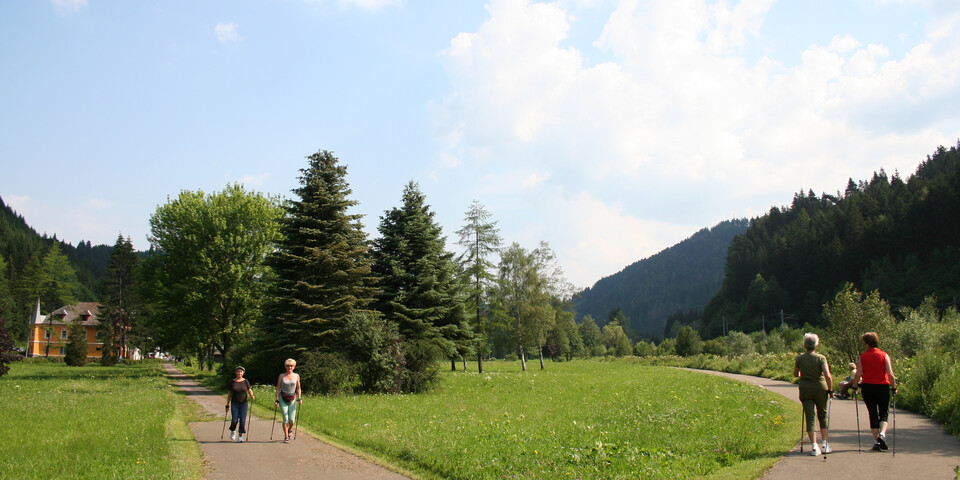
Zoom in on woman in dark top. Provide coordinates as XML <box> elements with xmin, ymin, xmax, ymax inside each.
<box><xmin>849</xmin><ymin>331</ymin><xmax>897</xmax><ymax>451</ymax></box>
<box><xmin>226</xmin><ymin>366</ymin><xmax>255</xmax><ymax>442</ymax></box>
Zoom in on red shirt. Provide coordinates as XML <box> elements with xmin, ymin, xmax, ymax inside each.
<box><xmin>860</xmin><ymin>347</ymin><xmax>890</xmax><ymax>385</ymax></box>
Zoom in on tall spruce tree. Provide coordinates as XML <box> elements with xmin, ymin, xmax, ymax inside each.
<box><xmin>99</xmin><ymin>234</ymin><xmax>139</xmax><ymax>366</ymax></box>
<box><xmin>257</xmin><ymin>150</ymin><xmax>378</xmax><ymax>371</ymax></box>
<box><xmin>372</xmin><ymin>181</ymin><xmax>470</xmax><ymax>391</ymax></box>
<box><xmin>455</xmin><ymin>200</ymin><xmax>501</xmax><ymax>373</ymax></box>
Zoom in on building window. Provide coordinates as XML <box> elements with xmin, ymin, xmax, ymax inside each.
<box><xmin>45</xmin><ymin>330</ymin><xmax>51</xmax><ymax>339</ymax></box>
<box><xmin>61</xmin><ymin>329</ymin><xmax>68</xmax><ymax>339</ymax></box>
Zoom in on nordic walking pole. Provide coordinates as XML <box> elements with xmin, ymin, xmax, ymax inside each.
<box><xmin>892</xmin><ymin>390</ymin><xmax>897</xmax><ymax>456</ymax></box>
<box><xmin>854</xmin><ymin>388</ymin><xmax>862</xmax><ymax>453</ymax></box>
<box><xmin>221</xmin><ymin>404</ymin><xmax>229</xmax><ymax>439</ymax></box>
<box><xmin>294</xmin><ymin>401</ymin><xmax>300</xmax><ymax>440</ymax></box>
<box><xmin>824</xmin><ymin>395</ymin><xmax>831</xmax><ymax>461</ymax></box>
<box><xmin>245</xmin><ymin>401</ymin><xmax>253</xmax><ymax>441</ymax></box>
<box><xmin>270</xmin><ymin>401</ymin><xmax>278</xmax><ymax>440</ymax></box>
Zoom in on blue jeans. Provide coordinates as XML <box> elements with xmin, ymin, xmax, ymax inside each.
<box><xmin>230</xmin><ymin>402</ymin><xmax>248</xmax><ymax>434</ymax></box>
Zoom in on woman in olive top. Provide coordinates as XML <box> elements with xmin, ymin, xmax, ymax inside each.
<box><xmin>226</xmin><ymin>366</ymin><xmax>254</xmax><ymax>442</ymax></box>
<box><xmin>275</xmin><ymin>358</ymin><xmax>302</xmax><ymax>443</ymax></box>
<box><xmin>794</xmin><ymin>333</ymin><xmax>833</xmax><ymax>456</ymax></box>
<box><xmin>849</xmin><ymin>331</ymin><xmax>897</xmax><ymax>451</ymax></box>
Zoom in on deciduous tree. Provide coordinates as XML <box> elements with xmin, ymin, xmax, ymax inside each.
<box><xmin>144</xmin><ymin>184</ymin><xmax>281</xmax><ymax>370</ymax></box>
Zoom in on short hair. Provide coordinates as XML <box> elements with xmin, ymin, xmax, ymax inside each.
<box><xmin>862</xmin><ymin>332</ymin><xmax>879</xmax><ymax>348</ymax></box>
<box><xmin>235</xmin><ymin>366</ymin><xmax>245</xmax><ymax>372</ymax></box>
<box><xmin>284</xmin><ymin>358</ymin><xmax>297</xmax><ymax>366</ymax></box>
<box><xmin>803</xmin><ymin>333</ymin><xmax>819</xmax><ymax>351</ymax></box>
<box><xmin>848</xmin><ymin>362</ymin><xmax>856</xmax><ymax>371</ymax></box>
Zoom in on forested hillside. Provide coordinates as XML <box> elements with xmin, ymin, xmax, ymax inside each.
<box><xmin>0</xmin><ymin>196</ymin><xmax>112</xmax><ymax>341</ymax></box>
<box><xmin>573</xmin><ymin>219</ymin><xmax>749</xmax><ymax>339</ymax></box>
<box><xmin>703</xmin><ymin>143</ymin><xmax>960</xmax><ymax>335</ymax></box>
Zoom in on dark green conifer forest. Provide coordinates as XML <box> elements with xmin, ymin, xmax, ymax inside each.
<box><xmin>702</xmin><ymin>142</ymin><xmax>960</xmax><ymax>334</ymax></box>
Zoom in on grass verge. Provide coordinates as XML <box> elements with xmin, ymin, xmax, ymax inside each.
<box><xmin>251</xmin><ymin>359</ymin><xmax>799</xmax><ymax>480</ymax></box>
<box><xmin>0</xmin><ymin>360</ymin><xmax>204</xmax><ymax>479</ymax></box>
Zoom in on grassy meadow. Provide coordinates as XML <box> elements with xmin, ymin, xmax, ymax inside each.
<box><xmin>249</xmin><ymin>359</ymin><xmax>800</xmax><ymax>480</ymax></box>
<box><xmin>0</xmin><ymin>360</ymin><xmax>204</xmax><ymax>480</ymax></box>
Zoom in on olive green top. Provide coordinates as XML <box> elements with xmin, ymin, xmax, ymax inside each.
<box><xmin>795</xmin><ymin>351</ymin><xmax>829</xmax><ymax>390</ymax></box>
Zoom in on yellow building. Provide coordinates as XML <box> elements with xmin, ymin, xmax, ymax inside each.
<box><xmin>26</xmin><ymin>300</ymin><xmax>106</xmax><ymax>359</ymax></box>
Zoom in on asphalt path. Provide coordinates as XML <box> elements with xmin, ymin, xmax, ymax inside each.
<box><xmin>163</xmin><ymin>363</ymin><xmax>411</xmax><ymax>480</ymax></box>
<box><xmin>690</xmin><ymin>369</ymin><xmax>960</xmax><ymax>479</ymax></box>
<box><xmin>164</xmin><ymin>363</ymin><xmax>959</xmax><ymax>479</ymax></box>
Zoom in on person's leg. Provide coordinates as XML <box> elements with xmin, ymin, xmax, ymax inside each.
<box><xmin>280</xmin><ymin>401</ymin><xmax>291</xmax><ymax>439</ymax></box>
<box><xmin>230</xmin><ymin>403</ymin><xmax>241</xmax><ymax>432</ymax></box>
<box><xmin>238</xmin><ymin>402</ymin><xmax>248</xmax><ymax>435</ymax></box>
<box><xmin>815</xmin><ymin>390</ymin><xmax>829</xmax><ymax>442</ymax></box>
<box><xmin>799</xmin><ymin>388</ymin><xmax>818</xmax><ymax>447</ymax></box>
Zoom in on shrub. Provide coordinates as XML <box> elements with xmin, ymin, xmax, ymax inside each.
<box><xmin>675</xmin><ymin>326</ymin><xmax>702</xmax><ymax>356</ymax></box>
<box><xmin>726</xmin><ymin>331</ymin><xmax>755</xmax><ymax>356</ymax></box>
<box><xmin>702</xmin><ymin>339</ymin><xmax>727</xmax><ymax>356</ymax></box>
<box><xmin>633</xmin><ymin>341</ymin><xmax>655</xmax><ymax>357</ymax></box>
<box><xmin>297</xmin><ymin>351</ymin><xmax>357</xmax><ymax>395</ymax></box>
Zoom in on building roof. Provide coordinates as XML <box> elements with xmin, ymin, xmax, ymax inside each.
<box><xmin>32</xmin><ymin>302</ymin><xmax>103</xmax><ymax>327</ymax></box>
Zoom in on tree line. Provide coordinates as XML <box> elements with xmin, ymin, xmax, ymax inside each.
<box><xmin>701</xmin><ymin>142</ymin><xmax>960</xmax><ymax>336</ymax></box>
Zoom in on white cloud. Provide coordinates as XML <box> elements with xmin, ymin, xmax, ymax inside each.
<box><xmin>341</xmin><ymin>0</ymin><xmax>403</xmax><ymax>10</ymax></box>
<box><xmin>52</xmin><ymin>0</ymin><xmax>88</xmax><ymax>14</ymax></box>
<box><xmin>215</xmin><ymin>23</ymin><xmax>242</xmax><ymax>44</ymax></box>
<box><xmin>237</xmin><ymin>173</ymin><xmax>270</xmax><ymax>187</ymax></box>
<box><xmin>433</xmin><ymin>0</ymin><xmax>960</xmax><ymax>286</ymax></box>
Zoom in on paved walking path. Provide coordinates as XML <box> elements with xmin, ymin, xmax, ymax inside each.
<box><xmin>163</xmin><ymin>363</ymin><xmax>411</xmax><ymax>480</ymax></box>
<box><xmin>691</xmin><ymin>369</ymin><xmax>960</xmax><ymax>479</ymax></box>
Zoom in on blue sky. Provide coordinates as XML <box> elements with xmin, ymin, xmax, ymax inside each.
<box><xmin>2</xmin><ymin>0</ymin><xmax>959</xmax><ymax>289</ymax></box>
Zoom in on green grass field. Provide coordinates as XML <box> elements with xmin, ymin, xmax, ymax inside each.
<box><xmin>250</xmin><ymin>359</ymin><xmax>800</xmax><ymax>480</ymax></box>
<box><xmin>0</xmin><ymin>360</ymin><xmax>204</xmax><ymax>480</ymax></box>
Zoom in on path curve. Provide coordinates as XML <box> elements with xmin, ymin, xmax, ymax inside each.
<box><xmin>689</xmin><ymin>369</ymin><xmax>960</xmax><ymax>479</ymax></box>
<box><xmin>163</xmin><ymin>363</ymin><xmax>411</xmax><ymax>480</ymax></box>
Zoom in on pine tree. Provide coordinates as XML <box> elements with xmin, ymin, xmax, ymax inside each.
<box><xmin>0</xmin><ymin>318</ymin><xmax>19</xmax><ymax>377</ymax></box>
<box><xmin>63</xmin><ymin>318</ymin><xmax>87</xmax><ymax>367</ymax></box>
<box><xmin>455</xmin><ymin>201</ymin><xmax>501</xmax><ymax>373</ymax></box>
<box><xmin>258</xmin><ymin>150</ymin><xmax>378</xmax><ymax>368</ymax></box>
<box><xmin>100</xmin><ymin>234</ymin><xmax>139</xmax><ymax>366</ymax></box>
<box><xmin>372</xmin><ymin>181</ymin><xmax>469</xmax><ymax>391</ymax></box>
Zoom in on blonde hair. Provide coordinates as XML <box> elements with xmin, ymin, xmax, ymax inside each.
<box><xmin>848</xmin><ymin>362</ymin><xmax>856</xmax><ymax>371</ymax></box>
<box><xmin>284</xmin><ymin>358</ymin><xmax>296</xmax><ymax>366</ymax></box>
<box><xmin>803</xmin><ymin>333</ymin><xmax>819</xmax><ymax>351</ymax></box>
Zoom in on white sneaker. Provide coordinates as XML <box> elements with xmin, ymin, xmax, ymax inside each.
<box><xmin>230</xmin><ymin>431</ymin><xmax>237</xmax><ymax>441</ymax></box>
<box><xmin>810</xmin><ymin>443</ymin><xmax>821</xmax><ymax>456</ymax></box>
<box><xmin>821</xmin><ymin>441</ymin><xmax>832</xmax><ymax>454</ymax></box>
<box><xmin>238</xmin><ymin>435</ymin><xmax>245</xmax><ymax>443</ymax></box>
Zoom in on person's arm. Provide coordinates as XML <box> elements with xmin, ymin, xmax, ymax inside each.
<box><xmin>275</xmin><ymin>375</ymin><xmax>282</xmax><ymax>404</ymax></box>
<box><xmin>793</xmin><ymin>356</ymin><xmax>801</xmax><ymax>378</ymax></box>
<box><xmin>849</xmin><ymin>359</ymin><xmax>863</xmax><ymax>390</ymax></box>
<box><xmin>822</xmin><ymin>361</ymin><xmax>833</xmax><ymax>392</ymax></box>
<box><xmin>296</xmin><ymin>374</ymin><xmax>302</xmax><ymax>404</ymax></box>
<box><xmin>246</xmin><ymin>379</ymin><xmax>254</xmax><ymax>401</ymax></box>
<box><xmin>885</xmin><ymin>354</ymin><xmax>897</xmax><ymax>393</ymax></box>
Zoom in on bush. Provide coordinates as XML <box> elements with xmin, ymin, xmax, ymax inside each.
<box><xmin>297</xmin><ymin>351</ymin><xmax>357</xmax><ymax>395</ymax></box>
<box><xmin>726</xmin><ymin>331</ymin><xmax>755</xmax><ymax>356</ymax></box>
<box><xmin>675</xmin><ymin>326</ymin><xmax>702</xmax><ymax>356</ymax></box>
<box><xmin>633</xmin><ymin>341</ymin><xmax>655</xmax><ymax>357</ymax></box>
<box><xmin>342</xmin><ymin>312</ymin><xmax>404</xmax><ymax>393</ymax></box>
<box><xmin>702</xmin><ymin>339</ymin><xmax>727</xmax><ymax>356</ymax></box>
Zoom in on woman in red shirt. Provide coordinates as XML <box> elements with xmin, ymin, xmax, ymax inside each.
<box><xmin>849</xmin><ymin>332</ymin><xmax>897</xmax><ymax>451</ymax></box>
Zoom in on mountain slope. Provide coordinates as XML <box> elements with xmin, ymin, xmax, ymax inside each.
<box><xmin>573</xmin><ymin>219</ymin><xmax>749</xmax><ymax>338</ymax></box>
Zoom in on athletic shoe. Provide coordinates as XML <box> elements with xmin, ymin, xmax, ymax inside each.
<box><xmin>821</xmin><ymin>441</ymin><xmax>832</xmax><ymax>454</ymax></box>
<box><xmin>283</xmin><ymin>437</ymin><xmax>290</xmax><ymax>443</ymax></box>
<box><xmin>238</xmin><ymin>435</ymin><xmax>245</xmax><ymax>443</ymax></box>
<box><xmin>230</xmin><ymin>431</ymin><xmax>236</xmax><ymax>441</ymax></box>
<box><xmin>872</xmin><ymin>441</ymin><xmax>882</xmax><ymax>451</ymax></box>
<box><xmin>810</xmin><ymin>443</ymin><xmax>821</xmax><ymax>456</ymax></box>
<box><xmin>877</xmin><ymin>433</ymin><xmax>888</xmax><ymax>450</ymax></box>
